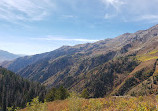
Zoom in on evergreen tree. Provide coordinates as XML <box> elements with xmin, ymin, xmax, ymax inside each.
<box><xmin>55</xmin><ymin>86</ymin><xmax>69</xmax><ymax>100</ymax></box>
<box><xmin>45</xmin><ymin>86</ymin><xmax>69</xmax><ymax>102</ymax></box>
<box><xmin>45</xmin><ymin>88</ymin><xmax>56</xmax><ymax>102</ymax></box>
<box><xmin>0</xmin><ymin>67</ymin><xmax>46</xmax><ymax>111</ymax></box>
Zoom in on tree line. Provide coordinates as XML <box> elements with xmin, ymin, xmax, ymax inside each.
<box><xmin>0</xmin><ymin>67</ymin><xmax>46</xmax><ymax>111</ymax></box>
<box><xmin>0</xmin><ymin>67</ymin><xmax>90</xmax><ymax>111</ymax></box>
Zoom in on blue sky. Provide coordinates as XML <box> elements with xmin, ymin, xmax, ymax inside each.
<box><xmin>0</xmin><ymin>0</ymin><xmax>158</xmax><ymax>55</ymax></box>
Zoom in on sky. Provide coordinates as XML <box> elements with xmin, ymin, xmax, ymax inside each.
<box><xmin>0</xmin><ymin>0</ymin><xmax>158</xmax><ymax>55</ymax></box>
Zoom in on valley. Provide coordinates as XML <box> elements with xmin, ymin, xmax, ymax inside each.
<box><xmin>1</xmin><ymin>0</ymin><xmax>158</xmax><ymax>110</ymax></box>
<box><xmin>2</xmin><ymin>24</ymin><xmax>158</xmax><ymax>97</ymax></box>
<box><xmin>1</xmin><ymin>24</ymin><xmax>158</xmax><ymax>111</ymax></box>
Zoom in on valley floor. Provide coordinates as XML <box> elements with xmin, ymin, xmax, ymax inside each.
<box><xmin>23</xmin><ymin>95</ymin><xmax>158</xmax><ymax>111</ymax></box>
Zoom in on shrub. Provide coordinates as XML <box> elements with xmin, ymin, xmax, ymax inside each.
<box><xmin>45</xmin><ymin>88</ymin><xmax>56</xmax><ymax>102</ymax></box>
<box><xmin>55</xmin><ymin>86</ymin><xmax>69</xmax><ymax>100</ymax></box>
<box><xmin>81</xmin><ymin>89</ymin><xmax>89</xmax><ymax>99</ymax></box>
<box><xmin>7</xmin><ymin>106</ymin><xmax>20</xmax><ymax>111</ymax></box>
<box><xmin>45</xmin><ymin>86</ymin><xmax>69</xmax><ymax>102</ymax></box>
<box><xmin>67</xmin><ymin>92</ymin><xmax>82</xmax><ymax>111</ymax></box>
<box><xmin>26</xmin><ymin>97</ymin><xmax>47</xmax><ymax>111</ymax></box>
<box><xmin>85</xmin><ymin>99</ymin><xmax>103</xmax><ymax>111</ymax></box>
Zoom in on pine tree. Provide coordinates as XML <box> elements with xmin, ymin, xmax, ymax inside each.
<box><xmin>45</xmin><ymin>88</ymin><xmax>56</xmax><ymax>102</ymax></box>
<box><xmin>55</xmin><ymin>86</ymin><xmax>69</xmax><ymax>100</ymax></box>
<box><xmin>45</xmin><ymin>86</ymin><xmax>69</xmax><ymax>102</ymax></box>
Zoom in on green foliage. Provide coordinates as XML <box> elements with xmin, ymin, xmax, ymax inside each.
<box><xmin>85</xmin><ymin>99</ymin><xmax>103</xmax><ymax>111</ymax></box>
<box><xmin>45</xmin><ymin>88</ymin><xmax>56</xmax><ymax>102</ymax></box>
<box><xmin>45</xmin><ymin>86</ymin><xmax>69</xmax><ymax>102</ymax></box>
<box><xmin>137</xmin><ymin>55</ymin><xmax>158</xmax><ymax>62</ymax></box>
<box><xmin>67</xmin><ymin>92</ymin><xmax>82</xmax><ymax>111</ymax></box>
<box><xmin>136</xmin><ymin>50</ymin><xmax>158</xmax><ymax>62</ymax></box>
<box><xmin>81</xmin><ymin>89</ymin><xmax>89</xmax><ymax>99</ymax></box>
<box><xmin>55</xmin><ymin>86</ymin><xmax>69</xmax><ymax>100</ymax></box>
<box><xmin>149</xmin><ymin>50</ymin><xmax>158</xmax><ymax>55</ymax></box>
<box><xmin>0</xmin><ymin>68</ymin><xmax>46</xmax><ymax>111</ymax></box>
<box><xmin>7</xmin><ymin>106</ymin><xmax>20</xmax><ymax>111</ymax></box>
<box><xmin>26</xmin><ymin>97</ymin><xmax>47</xmax><ymax>111</ymax></box>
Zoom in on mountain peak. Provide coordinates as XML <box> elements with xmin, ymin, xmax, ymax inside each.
<box><xmin>147</xmin><ymin>24</ymin><xmax>158</xmax><ymax>30</ymax></box>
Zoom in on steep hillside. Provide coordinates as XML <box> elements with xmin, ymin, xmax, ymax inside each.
<box><xmin>3</xmin><ymin>24</ymin><xmax>158</xmax><ymax>73</ymax></box>
<box><xmin>2</xmin><ymin>24</ymin><xmax>158</xmax><ymax>97</ymax></box>
<box><xmin>111</xmin><ymin>39</ymin><xmax>158</xmax><ymax>96</ymax></box>
<box><xmin>66</xmin><ymin>56</ymin><xmax>139</xmax><ymax>97</ymax></box>
<box><xmin>0</xmin><ymin>67</ymin><xmax>46</xmax><ymax>111</ymax></box>
<box><xmin>0</xmin><ymin>50</ymin><xmax>20</xmax><ymax>63</ymax></box>
<box><xmin>0</xmin><ymin>52</ymin><xmax>50</xmax><ymax>72</ymax></box>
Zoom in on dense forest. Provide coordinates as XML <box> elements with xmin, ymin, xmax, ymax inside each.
<box><xmin>0</xmin><ymin>67</ymin><xmax>46</xmax><ymax>111</ymax></box>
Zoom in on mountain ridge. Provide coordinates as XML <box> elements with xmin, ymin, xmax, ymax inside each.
<box><xmin>2</xmin><ymin>24</ymin><xmax>158</xmax><ymax>97</ymax></box>
<box><xmin>0</xmin><ymin>50</ymin><xmax>21</xmax><ymax>63</ymax></box>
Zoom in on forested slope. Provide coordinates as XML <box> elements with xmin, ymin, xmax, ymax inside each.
<box><xmin>0</xmin><ymin>67</ymin><xmax>46</xmax><ymax>111</ymax></box>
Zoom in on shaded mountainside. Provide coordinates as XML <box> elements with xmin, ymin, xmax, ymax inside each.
<box><xmin>0</xmin><ymin>67</ymin><xmax>46</xmax><ymax>111</ymax></box>
<box><xmin>0</xmin><ymin>50</ymin><xmax>20</xmax><ymax>63</ymax></box>
<box><xmin>66</xmin><ymin>56</ymin><xmax>140</xmax><ymax>98</ymax></box>
<box><xmin>0</xmin><ymin>52</ymin><xmax>50</xmax><ymax>72</ymax></box>
<box><xmin>2</xmin><ymin>24</ymin><xmax>158</xmax><ymax>97</ymax></box>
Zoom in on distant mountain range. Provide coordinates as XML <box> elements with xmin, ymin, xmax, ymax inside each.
<box><xmin>0</xmin><ymin>50</ymin><xmax>21</xmax><ymax>63</ymax></box>
<box><xmin>2</xmin><ymin>24</ymin><xmax>158</xmax><ymax>97</ymax></box>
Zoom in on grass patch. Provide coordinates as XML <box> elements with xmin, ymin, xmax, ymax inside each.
<box><xmin>61</xmin><ymin>96</ymin><xmax>158</xmax><ymax>111</ymax></box>
<box><xmin>20</xmin><ymin>95</ymin><xmax>158</xmax><ymax>111</ymax></box>
<box><xmin>136</xmin><ymin>49</ymin><xmax>158</xmax><ymax>62</ymax></box>
<box><xmin>137</xmin><ymin>55</ymin><xmax>158</xmax><ymax>62</ymax></box>
<box><xmin>149</xmin><ymin>50</ymin><xmax>158</xmax><ymax>55</ymax></box>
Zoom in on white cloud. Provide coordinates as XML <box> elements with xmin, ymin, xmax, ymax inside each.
<box><xmin>137</xmin><ymin>15</ymin><xmax>158</xmax><ymax>21</ymax></box>
<box><xmin>101</xmin><ymin>0</ymin><xmax>125</xmax><ymax>12</ymax></box>
<box><xmin>131</xmin><ymin>15</ymin><xmax>158</xmax><ymax>23</ymax></box>
<box><xmin>101</xmin><ymin>0</ymin><xmax>158</xmax><ymax>22</ymax></box>
<box><xmin>0</xmin><ymin>0</ymin><xmax>55</xmax><ymax>22</ymax></box>
<box><xmin>101</xmin><ymin>0</ymin><xmax>125</xmax><ymax>19</ymax></box>
<box><xmin>32</xmin><ymin>36</ymin><xmax>99</xmax><ymax>42</ymax></box>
